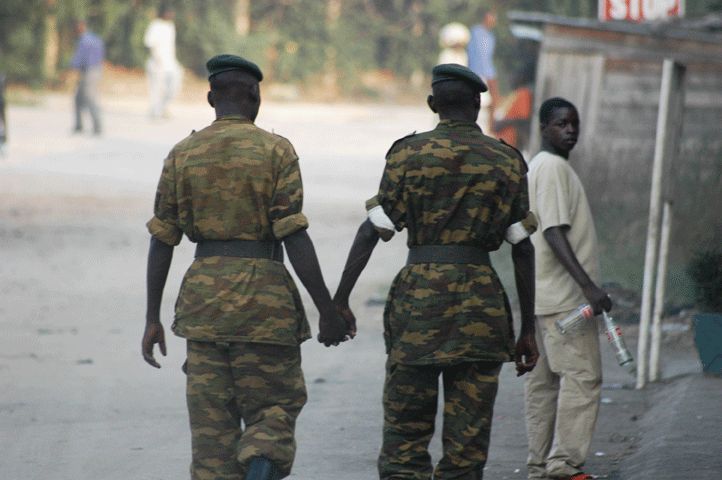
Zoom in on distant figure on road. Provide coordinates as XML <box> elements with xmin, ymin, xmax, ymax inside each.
<box><xmin>141</xmin><ymin>54</ymin><xmax>349</xmax><ymax>480</ymax></box>
<box><xmin>70</xmin><ymin>19</ymin><xmax>104</xmax><ymax>136</ymax></box>
<box><xmin>524</xmin><ymin>98</ymin><xmax>613</xmax><ymax>480</ymax></box>
<box><xmin>437</xmin><ymin>22</ymin><xmax>470</xmax><ymax>66</ymax></box>
<box><xmin>143</xmin><ymin>4</ymin><xmax>183</xmax><ymax>119</ymax></box>
<box><xmin>0</xmin><ymin>74</ymin><xmax>7</xmax><ymax>154</ymax></box>
<box><xmin>467</xmin><ymin>8</ymin><xmax>499</xmax><ymax>134</ymax></box>
<box><xmin>334</xmin><ymin>64</ymin><xmax>539</xmax><ymax>480</ymax></box>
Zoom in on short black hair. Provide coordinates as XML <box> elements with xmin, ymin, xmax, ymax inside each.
<box><xmin>539</xmin><ymin>97</ymin><xmax>577</xmax><ymax>125</ymax></box>
<box><xmin>210</xmin><ymin>70</ymin><xmax>259</xmax><ymax>103</ymax></box>
<box><xmin>432</xmin><ymin>80</ymin><xmax>477</xmax><ymax>112</ymax></box>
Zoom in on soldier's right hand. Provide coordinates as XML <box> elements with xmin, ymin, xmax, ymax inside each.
<box><xmin>142</xmin><ymin>322</ymin><xmax>167</xmax><ymax>368</ymax></box>
<box><xmin>317</xmin><ymin>306</ymin><xmax>351</xmax><ymax>347</ymax></box>
<box><xmin>334</xmin><ymin>300</ymin><xmax>357</xmax><ymax>339</ymax></box>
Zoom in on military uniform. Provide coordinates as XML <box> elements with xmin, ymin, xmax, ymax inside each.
<box><xmin>370</xmin><ymin>118</ymin><xmax>533</xmax><ymax>479</ymax></box>
<box><xmin>148</xmin><ymin>114</ymin><xmax>310</xmax><ymax>479</ymax></box>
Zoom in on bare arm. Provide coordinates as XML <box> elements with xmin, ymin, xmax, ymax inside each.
<box><xmin>333</xmin><ymin>220</ymin><xmax>380</xmax><ymax>307</ymax></box>
<box><xmin>543</xmin><ymin>226</ymin><xmax>612</xmax><ymax>314</ymax></box>
<box><xmin>332</xmin><ymin>219</ymin><xmax>382</xmax><ymax>333</ymax></box>
<box><xmin>511</xmin><ymin>237</ymin><xmax>538</xmax><ymax>376</ymax></box>
<box><xmin>283</xmin><ymin>229</ymin><xmax>349</xmax><ymax>346</ymax></box>
<box><xmin>142</xmin><ymin>237</ymin><xmax>174</xmax><ymax>368</ymax></box>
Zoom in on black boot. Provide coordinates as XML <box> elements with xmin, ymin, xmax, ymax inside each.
<box><xmin>245</xmin><ymin>456</ymin><xmax>281</xmax><ymax>480</ymax></box>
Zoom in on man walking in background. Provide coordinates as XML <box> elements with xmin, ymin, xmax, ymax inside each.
<box><xmin>333</xmin><ymin>64</ymin><xmax>539</xmax><ymax>480</ymax></box>
<box><xmin>70</xmin><ymin>19</ymin><xmax>104</xmax><ymax>136</ymax></box>
<box><xmin>467</xmin><ymin>8</ymin><xmax>499</xmax><ymax>133</ymax></box>
<box><xmin>0</xmin><ymin>73</ymin><xmax>7</xmax><ymax>155</ymax></box>
<box><xmin>524</xmin><ymin>97</ymin><xmax>612</xmax><ymax>480</ymax></box>
<box><xmin>141</xmin><ymin>54</ymin><xmax>350</xmax><ymax>480</ymax></box>
<box><xmin>144</xmin><ymin>4</ymin><xmax>183</xmax><ymax>119</ymax></box>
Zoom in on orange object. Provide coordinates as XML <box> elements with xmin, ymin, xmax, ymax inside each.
<box><xmin>497</xmin><ymin>86</ymin><xmax>532</xmax><ymax>148</ymax></box>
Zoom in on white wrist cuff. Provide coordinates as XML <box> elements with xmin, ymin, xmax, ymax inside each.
<box><xmin>505</xmin><ymin>221</ymin><xmax>531</xmax><ymax>244</ymax></box>
<box><xmin>367</xmin><ymin>205</ymin><xmax>395</xmax><ymax>232</ymax></box>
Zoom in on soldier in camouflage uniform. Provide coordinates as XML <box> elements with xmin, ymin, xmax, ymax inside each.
<box><xmin>333</xmin><ymin>64</ymin><xmax>539</xmax><ymax>480</ymax></box>
<box><xmin>142</xmin><ymin>54</ymin><xmax>349</xmax><ymax>480</ymax></box>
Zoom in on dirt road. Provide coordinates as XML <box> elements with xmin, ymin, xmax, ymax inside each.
<box><xmin>0</xmin><ymin>94</ymin><xmax>709</xmax><ymax>480</ymax></box>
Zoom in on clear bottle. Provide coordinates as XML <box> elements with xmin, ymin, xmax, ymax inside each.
<box><xmin>603</xmin><ymin>311</ymin><xmax>637</xmax><ymax>376</ymax></box>
<box><xmin>555</xmin><ymin>304</ymin><xmax>595</xmax><ymax>334</ymax></box>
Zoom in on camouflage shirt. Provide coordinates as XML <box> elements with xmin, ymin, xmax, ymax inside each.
<box><xmin>370</xmin><ymin>119</ymin><xmax>532</xmax><ymax>365</ymax></box>
<box><xmin>147</xmin><ymin>115</ymin><xmax>311</xmax><ymax>345</ymax></box>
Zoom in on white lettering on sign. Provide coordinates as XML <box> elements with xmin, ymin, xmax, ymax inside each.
<box><xmin>600</xmin><ymin>0</ymin><xmax>684</xmax><ymax>22</ymax></box>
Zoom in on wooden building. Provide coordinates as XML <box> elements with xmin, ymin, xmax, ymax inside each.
<box><xmin>509</xmin><ymin>12</ymin><xmax>722</xmax><ymax>300</ymax></box>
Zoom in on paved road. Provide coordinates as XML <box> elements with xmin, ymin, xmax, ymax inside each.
<box><xmin>0</xmin><ymin>95</ymin><xmax>714</xmax><ymax>480</ymax></box>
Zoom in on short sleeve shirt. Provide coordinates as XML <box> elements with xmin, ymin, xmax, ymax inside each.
<box><xmin>371</xmin><ymin>119</ymin><xmax>532</xmax><ymax>365</ymax></box>
<box><xmin>147</xmin><ymin>115</ymin><xmax>311</xmax><ymax>345</ymax></box>
<box><xmin>528</xmin><ymin>151</ymin><xmax>601</xmax><ymax>315</ymax></box>
<box><xmin>467</xmin><ymin>25</ymin><xmax>496</xmax><ymax>81</ymax></box>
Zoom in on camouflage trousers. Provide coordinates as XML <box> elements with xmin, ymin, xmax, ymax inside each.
<box><xmin>186</xmin><ymin>340</ymin><xmax>307</xmax><ymax>480</ymax></box>
<box><xmin>379</xmin><ymin>359</ymin><xmax>502</xmax><ymax>480</ymax></box>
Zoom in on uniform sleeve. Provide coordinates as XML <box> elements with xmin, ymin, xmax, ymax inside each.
<box><xmin>365</xmin><ymin>196</ymin><xmax>395</xmax><ymax>241</ymax></box>
<box><xmin>270</xmin><ymin>139</ymin><xmax>309</xmax><ymax>239</ymax></box>
<box><xmin>146</xmin><ymin>151</ymin><xmax>183</xmax><ymax>246</ymax></box>
<box><xmin>507</xmin><ymin>156</ymin><xmax>531</xmax><ymax>227</ymax></box>
<box><xmin>534</xmin><ymin>156</ymin><xmax>571</xmax><ymax>231</ymax></box>
<box><xmin>376</xmin><ymin>145</ymin><xmax>407</xmax><ymax>231</ymax></box>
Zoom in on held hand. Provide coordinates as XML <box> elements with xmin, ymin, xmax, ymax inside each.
<box><xmin>142</xmin><ymin>322</ymin><xmax>167</xmax><ymax>368</ymax></box>
<box><xmin>514</xmin><ymin>331</ymin><xmax>539</xmax><ymax>377</ymax></box>
<box><xmin>582</xmin><ymin>284</ymin><xmax>613</xmax><ymax>315</ymax></box>
<box><xmin>334</xmin><ymin>300</ymin><xmax>357</xmax><ymax>339</ymax></box>
<box><xmin>317</xmin><ymin>306</ymin><xmax>350</xmax><ymax>347</ymax></box>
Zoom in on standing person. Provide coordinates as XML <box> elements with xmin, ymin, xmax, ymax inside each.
<box><xmin>70</xmin><ymin>19</ymin><xmax>104</xmax><ymax>135</ymax></box>
<box><xmin>143</xmin><ymin>4</ymin><xmax>183</xmax><ymax>119</ymax></box>
<box><xmin>333</xmin><ymin>64</ymin><xmax>539</xmax><ymax>480</ymax></box>
<box><xmin>437</xmin><ymin>22</ymin><xmax>470</xmax><ymax>66</ymax></box>
<box><xmin>141</xmin><ymin>54</ymin><xmax>350</xmax><ymax>480</ymax></box>
<box><xmin>524</xmin><ymin>97</ymin><xmax>612</xmax><ymax>480</ymax></box>
<box><xmin>467</xmin><ymin>8</ymin><xmax>499</xmax><ymax>133</ymax></box>
<box><xmin>0</xmin><ymin>74</ymin><xmax>7</xmax><ymax>155</ymax></box>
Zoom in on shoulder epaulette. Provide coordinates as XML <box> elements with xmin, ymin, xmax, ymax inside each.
<box><xmin>498</xmin><ymin>138</ymin><xmax>529</xmax><ymax>174</ymax></box>
<box><xmin>385</xmin><ymin>131</ymin><xmax>416</xmax><ymax>158</ymax></box>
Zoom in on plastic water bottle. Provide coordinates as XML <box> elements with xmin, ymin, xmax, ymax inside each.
<box><xmin>555</xmin><ymin>304</ymin><xmax>595</xmax><ymax>334</ymax></box>
<box><xmin>603</xmin><ymin>311</ymin><xmax>636</xmax><ymax>376</ymax></box>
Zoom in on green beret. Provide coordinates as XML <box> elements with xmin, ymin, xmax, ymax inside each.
<box><xmin>431</xmin><ymin>63</ymin><xmax>487</xmax><ymax>92</ymax></box>
<box><xmin>206</xmin><ymin>54</ymin><xmax>263</xmax><ymax>82</ymax></box>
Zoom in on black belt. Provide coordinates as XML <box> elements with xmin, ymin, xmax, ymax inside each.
<box><xmin>195</xmin><ymin>240</ymin><xmax>283</xmax><ymax>262</ymax></box>
<box><xmin>406</xmin><ymin>245</ymin><xmax>490</xmax><ymax>265</ymax></box>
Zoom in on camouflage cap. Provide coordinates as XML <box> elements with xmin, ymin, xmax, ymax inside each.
<box><xmin>431</xmin><ymin>63</ymin><xmax>487</xmax><ymax>92</ymax></box>
<box><xmin>206</xmin><ymin>54</ymin><xmax>263</xmax><ymax>82</ymax></box>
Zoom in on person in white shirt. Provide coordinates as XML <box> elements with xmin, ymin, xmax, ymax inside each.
<box><xmin>144</xmin><ymin>5</ymin><xmax>183</xmax><ymax>119</ymax></box>
<box><xmin>524</xmin><ymin>97</ymin><xmax>612</xmax><ymax>480</ymax></box>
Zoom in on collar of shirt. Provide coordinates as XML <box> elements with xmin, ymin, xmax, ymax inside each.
<box><xmin>436</xmin><ymin>119</ymin><xmax>481</xmax><ymax>131</ymax></box>
<box><xmin>213</xmin><ymin>115</ymin><xmax>254</xmax><ymax>124</ymax></box>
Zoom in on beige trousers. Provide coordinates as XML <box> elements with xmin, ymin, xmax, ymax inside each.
<box><xmin>524</xmin><ymin>310</ymin><xmax>602</xmax><ymax>479</ymax></box>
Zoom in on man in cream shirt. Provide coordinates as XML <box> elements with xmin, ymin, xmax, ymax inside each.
<box><xmin>144</xmin><ymin>4</ymin><xmax>183</xmax><ymax>119</ymax></box>
<box><xmin>524</xmin><ymin>97</ymin><xmax>612</xmax><ymax>480</ymax></box>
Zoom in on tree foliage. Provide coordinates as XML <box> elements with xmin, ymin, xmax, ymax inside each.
<box><xmin>1</xmin><ymin>0</ymin><xmax>720</xmax><ymax>87</ymax></box>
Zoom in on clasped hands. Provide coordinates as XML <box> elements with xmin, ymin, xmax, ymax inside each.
<box><xmin>317</xmin><ymin>300</ymin><xmax>357</xmax><ymax>347</ymax></box>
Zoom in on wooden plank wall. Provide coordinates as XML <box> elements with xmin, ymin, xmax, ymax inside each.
<box><xmin>527</xmin><ymin>25</ymin><xmax>722</xmax><ymax>297</ymax></box>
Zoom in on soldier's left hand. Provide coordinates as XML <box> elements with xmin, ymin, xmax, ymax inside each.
<box><xmin>142</xmin><ymin>322</ymin><xmax>167</xmax><ymax>368</ymax></box>
<box><xmin>514</xmin><ymin>332</ymin><xmax>538</xmax><ymax>377</ymax></box>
